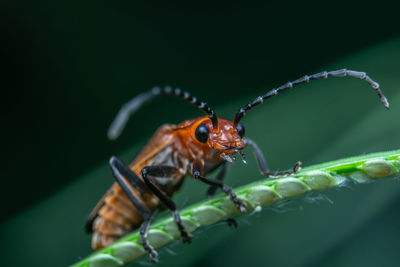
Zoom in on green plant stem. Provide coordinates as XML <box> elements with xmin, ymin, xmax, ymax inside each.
<box><xmin>72</xmin><ymin>150</ymin><xmax>400</xmax><ymax>267</ymax></box>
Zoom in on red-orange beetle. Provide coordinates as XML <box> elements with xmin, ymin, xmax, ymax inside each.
<box><xmin>86</xmin><ymin>69</ymin><xmax>389</xmax><ymax>263</ymax></box>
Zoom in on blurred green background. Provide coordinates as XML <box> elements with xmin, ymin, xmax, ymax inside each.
<box><xmin>1</xmin><ymin>1</ymin><xmax>399</xmax><ymax>267</ymax></box>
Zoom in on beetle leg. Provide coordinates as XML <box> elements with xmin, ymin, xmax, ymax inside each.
<box><xmin>244</xmin><ymin>138</ymin><xmax>302</xmax><ymax>177</ymax></box>
<box><xmin>206</xmin><ymin>161</ymin><xmax>229</xmax><ymax>197</ymax></box>
<box><xmin>109</xmin><ymin>157</ymin><xmax>158</xmax><ymax>263</ymax></box>
<box><xmin>141</xmin><ymin>166</ymin><xmax>192</xmax><ymax>243</ymax></box>
<box><xmin>139</xmin><ymin>218</ymin><xmax>158</xmax><ymax>263</ymax></box>
<box><xmin>226</xmin><ymin>217</ymin><xmax>238</xmax><ymax>228</ymax></box>
<box><xmin>110</xmin><ymin>156</ymin><xmax>150</xmax><ymax>194</ymax></box>
<box><xmin>192</xmin><ymin>169</ymin><xmax>247</xmax><ymax>213</ymax></box>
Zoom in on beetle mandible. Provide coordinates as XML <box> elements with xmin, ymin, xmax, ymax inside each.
<box><xmin>85</xmin><ymin>69</ymin><xmax>389</xmax><ymax>263</ymax></box>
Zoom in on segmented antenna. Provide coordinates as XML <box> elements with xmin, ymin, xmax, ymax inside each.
<box><xmin>233</xmin><ymin>69</ymin><xmax>390</xmax><ymax>127</ymax></box>
<box><xmin>108</xmin><ymin>86</ymin><xmax>218</xmax><ymax>140</ymax></box>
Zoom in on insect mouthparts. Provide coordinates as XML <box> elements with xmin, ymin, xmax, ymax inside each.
<box><xmin>220</xmin><ymin>151</ymin><xmax>247</xmax><ymax>164</ymax></box>
<box><xmin>220</xmin><ymin>152</ymin><xmax>233</xmax><ymax>163</ymax></box>
<box><xmin>236</xmin><ymin>150</ymin><xmax>247</xmax><ymax>164</ymax></box>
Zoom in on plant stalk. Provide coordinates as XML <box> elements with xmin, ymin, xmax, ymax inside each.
<box><xmin>72</xmin><ymin>150</ymin><xmax>400</xmax><ymax>267</ymax></box>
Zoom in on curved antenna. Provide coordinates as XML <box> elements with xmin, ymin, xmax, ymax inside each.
<box><xmin>108</xmin><ymin>86</ymin><xmax>218</xmax><ymax>140</ymax></box>
<box><xmin>233</xmin><ymin>69</ymin><xmax>390</xmax><ymax>127</ymax></box>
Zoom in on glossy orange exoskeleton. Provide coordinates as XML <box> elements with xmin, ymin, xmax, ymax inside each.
<box><xmin>86</xmin><ymin>69</ymin><xmax>389</xmax><ymax>263</ymax></box>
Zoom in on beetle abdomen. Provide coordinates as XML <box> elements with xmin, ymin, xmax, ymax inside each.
<box><xmin>90</xmin><ymin>183</ymin><xmax>158</xmax><ymax>250</ymax></box>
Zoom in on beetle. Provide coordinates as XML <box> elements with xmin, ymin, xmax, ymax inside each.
<box><xmin>85</xmin><ymin>69</ymin><xmax>389</xmax><ymax>263</ymax></box>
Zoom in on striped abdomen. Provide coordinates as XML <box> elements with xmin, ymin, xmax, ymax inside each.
<box><xmin>91</xmin><ymin>183</ymin><xmax>159</xmax><ymax>250</ymax></box>
<box><xmin>89</xmin><ymin>125</ymin><xmax>186</xmax><ymax>249</ymax></box>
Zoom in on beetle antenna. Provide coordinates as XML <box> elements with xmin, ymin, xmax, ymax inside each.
<box><xmin>233</xmin><ymin>69</ymin><xmax>390</xmax><ymax>127</ymax></box>
<box><xmin>108</xmin><ymin>86</ymin><xmax>218</xmax><ymax>140</ymax></box>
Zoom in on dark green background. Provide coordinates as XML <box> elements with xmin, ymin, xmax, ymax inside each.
<box><xmin>1</xmin><ymin>1</ymin><xmax>399</xmax><ymax>267</ymax></box>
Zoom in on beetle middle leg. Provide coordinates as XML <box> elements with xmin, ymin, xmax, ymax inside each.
<box><xmin>109</xmin><ymin>156</ymin><xmax>158</xmax><ymax>263</ymax></box>
<box><xmin>141</xmin><ymin>166</ymin><xmax>192</xmax><ymax>243</ymax></box>
<box><xmin>192</xmin><ymin>168</ymin><xmax>247</xmax><ymax>213</ymax></box>
<box><xmin>202</xmin><ymin>162</ymin><xmax>240</xmax><ymax>227</ymax></box>
<box><xmin>244</xmin><ymin>138</ymin><xmax>302</xmax><ymax>177</ymax></box>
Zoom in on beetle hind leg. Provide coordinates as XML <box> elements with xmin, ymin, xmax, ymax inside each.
<box><xmin>109</xmin><ymin>156</ymin><xmax>159</xmax><ymax>262</ymax></box>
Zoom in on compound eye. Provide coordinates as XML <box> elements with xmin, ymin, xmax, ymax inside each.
<box><xmin>195</xmin><ymin>124</ymin><xmax>209</xmax><ymax>143</ymax></box>
<box><xmin>236</xmin><ymin>122</ymin><xmax>245</xmax><ymax>138</ymax></box>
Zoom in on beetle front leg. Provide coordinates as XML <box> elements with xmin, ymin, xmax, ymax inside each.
<box><xmin>206</xmin><ymin>161</ymin><xmax>229</xmax><ymax>197</ymax></box>
<box><xmin>141</xmin><ymin>166</ymin><xmax>192</xmax><ymax>243</ymax></box>
<box><xmin>192</xmin><ymin>169</ymin><xmax>247</xmax><ymax>213</ymax></box>
<box><xmin>244</xmin><ymin>138</ymin><xmax>302</xmax><ymax>177</ymax></box>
